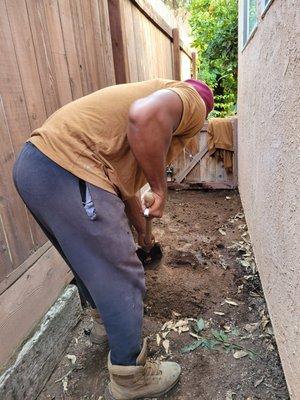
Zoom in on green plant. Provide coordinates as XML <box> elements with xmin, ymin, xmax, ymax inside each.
<box><xmin>188</xmin><ymin>0</ymin><xmax>238</xmax><ymax>117</ymax></box>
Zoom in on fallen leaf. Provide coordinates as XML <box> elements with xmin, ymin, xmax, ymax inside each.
<box><xmin>226</xmin><ymin>196</ymin><xmax>231</xmax><ymax>200</ymax></box>
<box><xmin>226</xmin><ymin>390</ymin><xmax>236</xmax><ymax>400</ymax></box>
<box><xmin>189</xmin><ymin>332</ymin><xmax>200</xmax><ymax>339</ymax></box>
<box><xmin>175</xmin><ymin>319</ymin><xmax>188</xmax><ymax>328</ymax></box>
<box><xmin>162</xmin><ymin>339</ymin><xmax>170</xmax><ymax>354</ymax></box>
<box><xmin>181</xmin><ymin>326</ymin><xmax>189</xmax><ymax>332</ymax></box>
<box><xmin>225</xmin><ymin>299</ymin><xmax>239</xmax><ymax>306</ymax></box>
<box><xmin>237</xmin><ymin>285</ymin><xmax>244</xmax><ymax>294</ymax></box>
<box><xmin>233</xmin><ymin>350</ymin><xmax>248</xmax><ymax>359</ymax></box>
<box><xmin>162</xmin><ymin>331</ymin><xmax>170</xmax><ymax>339</ymax></box>
<box><xmin>156</xmin><ymin>334</ymin><xmax>161</xmax><ymax>346</ymax></box>
<box><xmin>161</xmin><ymin>320</ymin><xmax>173</xmax><ymax>331</ymax></box>
<box><xmin>195</xmin><ymin>318</ymin><xmax>205</xmax><ymax>332</ymax></box>
<box><xmin>66</xmin><ymin>354</ymin><xmax>76</xmax><ymax>365</ymax></box>
<box><xmin>172</xmin><ymin>311</ymin><xmax>181</xmax><ymax>317</ymax></box>
<box><xmin>244</xmin><ymin>323</ymin><xmax>259</xmax><ymax>333</ymax></box>
<box><xmin>218</xmin><ymin>228</ymin><xmax>226</xmax><ymax>236</ymax></box>
<box><xmin>62</xmin><ymin>376</ymin><xmax>68</xmax><ymax>392</ymax></box>
<box><xmin>254</xmin><ymin>377</ymin><xmax>265</xmax><ymax>387</ymax></box>
<box><xmin>214</xmin><ymin>311</ymin><xmax>225</xmax><ymax>316</ymax></box>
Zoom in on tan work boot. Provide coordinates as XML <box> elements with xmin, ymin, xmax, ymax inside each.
<box><xmin>105</xmin><ymin>339</ymin><xmax>181</xmax><ymax>400</ymax></box>
<box><xmin>90</xmin><ymin>308</ymin><xmax>109</xmax><ymax>347</ymax></box>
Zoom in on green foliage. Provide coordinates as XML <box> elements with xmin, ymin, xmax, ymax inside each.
<box><xmin>188</xmin><ymin>0</ymin><xmax>238</xmax><ymax>117</ymax></box>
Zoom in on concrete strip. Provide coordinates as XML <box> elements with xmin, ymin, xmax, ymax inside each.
<box><xmin>0</xmin><ymin>285</ymin><xmax>82</xmax><ymax>400</ymax></box>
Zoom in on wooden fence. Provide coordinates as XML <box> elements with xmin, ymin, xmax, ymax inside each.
<box><xmin>0</xmin><ymin>0</ymin><xmax>194</xmax><ymax>369</ymax></box>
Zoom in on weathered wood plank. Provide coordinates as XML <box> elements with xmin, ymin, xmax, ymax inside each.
<box><xmin>26</xmin><ymin>0</ymin><xmax>61</xmax><ymax>116</ymax></box>
<box><xmin>0</xmin><ymin>241</ymin><xmax>51</xmax><ymax>296</ymax></box>
<box><xmin>108</xmin><ymin>0</ymin><xmax>130</xmax><ymax>84</ymax></box>
<box><xmin>57</xmin><ymin>0</ymin><xmax>84</xmax><ymax>100</ymax></box>
<box><xmin>121</xmin><ymin>0</ymin><xmax>139</xmax><ymax>82</ymax></box>
<box><xmin>43</xmin><ymin>0</ymin><xmax>73</xmax><ymax>106</ymax></box>
<box><xmin>0</xmin><ymin>3</ymin><xmax>35</xmax><ymax>269</ymax></box>
<box><xmin>175</xmin><ymin>145</ymin><xmax>209</xmax><ymax>183</ymax></box>
<box><xmin>6</xmin><ymin>0</ymin><xmax>47</xmax><ymax>248</ymax></box>
<box><xmin>0</xmin><ymin>285</ymin><xmax>81</xmax><ymax>399</ymax></box>
<box><xmin>0</xmin><ymin>246</ymin><xmax>72</xmax><ymax>369</ymax></box>
<box><xmin>80</xmin><ymin>0</ymin><xmax>100</xmax><ymax>92</ymax></box>
<box><xmin>91</xmin><ymin>0</ymin><xmax>116</xmax><ymax>87</ymax></box>
<box><xmin>69</xmin><ymin>0</ymin><xmax>92</xmax><ymax>95</ymax></box>
<box><xmin>172</xmin><ymin>28</ymin><xmax>181</xmax><ymax>80</ymax></box>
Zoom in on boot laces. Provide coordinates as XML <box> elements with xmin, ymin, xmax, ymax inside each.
<box><xmin>145</xmin><ymin>359</ymin><xmax>162</xmax><ymax>377</ymax></box>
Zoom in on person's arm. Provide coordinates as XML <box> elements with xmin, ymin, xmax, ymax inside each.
<box><xmin>124</xmin><ymin>195</ymin><xmax>154</xmax><ymax>249</ymax></box>
<box><xmin>127</xmin><ymin>89</ymin><xmax>182</xmax><ymax>218</ymax></box>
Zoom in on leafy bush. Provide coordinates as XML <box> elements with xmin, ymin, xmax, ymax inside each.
<box><xmin>188</xmin><ymin>0</ymin><xmax>238</xmax><ymax>117</ymax></box>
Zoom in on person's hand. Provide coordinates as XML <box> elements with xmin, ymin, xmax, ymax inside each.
<box><xmin>142</xmin><ymin>191</ymin><xmax>166</xmax><ymax>219</ymax></box>
<box><xmin>137</xmin><ymin>231</ymin><xmax>155</xmax><ymax>251</ymax></box>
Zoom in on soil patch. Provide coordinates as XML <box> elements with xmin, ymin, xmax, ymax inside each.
<box><xmin>38</xmin><ymin>190</ymin><xmax>289</xmax><ymax>400</ymax></box>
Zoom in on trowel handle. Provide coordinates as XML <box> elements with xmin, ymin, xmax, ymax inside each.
<box><xmin>143</xmin><ymin>192</ymin><xmax>154</xmax><ymax>245</ymax></box>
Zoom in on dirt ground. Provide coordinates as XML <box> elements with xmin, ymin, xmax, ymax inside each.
<box><xmin>38</xmin><ymin>190</ymin><xmax>289</xmax><ymax>400</ymax></box>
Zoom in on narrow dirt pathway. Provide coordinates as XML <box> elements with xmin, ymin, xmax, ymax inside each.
<box><xmin>38</xmin><ymin>190</ymin><xmax>289</xmax><ymax>400</ymax></box>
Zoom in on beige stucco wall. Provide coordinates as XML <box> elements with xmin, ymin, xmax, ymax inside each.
<box><xmin>238</xmin><ymin>0</ymin><xmax>300</xmax><ymax>398</ymax></box>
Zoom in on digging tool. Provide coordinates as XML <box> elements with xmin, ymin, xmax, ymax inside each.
<box><xmin>136</xmin><ymin>192</ymin><xmax>163</xmax><ymax>268</ymax></box>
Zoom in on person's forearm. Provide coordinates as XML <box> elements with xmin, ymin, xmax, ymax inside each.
<box><xmin>124</xmin><ymin>195</ymin><xmax>145</xmax><ymax>234</ymax></box>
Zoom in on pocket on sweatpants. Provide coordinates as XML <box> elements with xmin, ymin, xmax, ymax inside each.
<box><xmin>78</xmin><ymin>179</ymin><xmax>97</xmax><ymax>221</ymax></box>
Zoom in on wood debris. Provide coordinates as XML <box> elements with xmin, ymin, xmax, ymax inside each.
<box><xmin>233</xmin><ymin>349</ymin><xmax>248</xmax><ymax>359</ymax></box>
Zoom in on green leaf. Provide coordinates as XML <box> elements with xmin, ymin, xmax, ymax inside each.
<box><xmin>212</xmin><ymin>329</ymin><xmax>229</xmax><ymax>342</ymax></box>
<box><xmin>181</xmin><ymin>340</ymin><xmax>204</xmax><ymax>353</ymax></box>
<box><xmin>195</xmin><ymin>318</ymin><xmax>206</xmax><ymax>333</ymax></box>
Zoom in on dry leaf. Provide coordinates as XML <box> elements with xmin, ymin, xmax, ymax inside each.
<box><xmin>175</xmin><ymin>319</ymin><xmax>188</xmax><ymax>328</ymax></box>
<box><xmin>181</xmin><ymin>326</ymin><xmax>189</xmax><ymax>333</ymax></box>
<box><xmin>172</xmin><ymin>311</ymin><xmax>181</xmax><ymax>317</ymax></box>
<box><xmin>62</xmin><ymin>376</ymin><xmax>68</xmax><ymax>392</ymax></box>
<box><xmin>226</xmin><ymin>390</ymin><xmax>236</xmax><ymax>400</ymax></box>
<box><xmin>244</xmin><ymin>323</ymin><xmax>259</xmax><ymax>333</ymax></box>
<box><xmin>254</xmin><ymin>377</ymin><xmax>264</xmax><ymax>387</ymax></box>
<box><xmin>156</xmin><ymin>334</ymin><xmax>161</xmax><ymax>346</ymax></box>
<box><xmin>225</xmin><ymin>299</ymin><xmax>238</xmax><ymax>306</ymax></box>
<box><xmin>218</xmin><ymin>228</ymin><xmax>226</xmax><ymax>236</ymax></box>
<box><xmin>161</xmin><ymin>320</ymin><xmax>173</xmax><ymax>331</ymax></box>
<box><xmin>189</xmin><ymin>332</ymin><xmax>200</xmax><ymax>339</ymax></box>
<box><xmin>214</xmin><ymin>311</ymin><xmax>225</xmax><ymax>316</ymax></box>
<box><xmin>66</xmin><ymin>354</ymin><xmax>76</xmax><ymax>365</ymax></box>
<box><xmin>162</xmin><ymin>339</ymin><xmax>170</xmax><ymax>354</ymax></box>
<box><xmin>162</xmin><ymin>331</ymin><xmax>169</xmax><ymax>339</ymax></box>
<box><xmin>233</xmin><ymin>350</ymin><xmax>248</xmax><ymax>359</ymax></box>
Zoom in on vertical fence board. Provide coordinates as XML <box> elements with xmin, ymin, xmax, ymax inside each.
<box><xmin>172</xmin><ymin>28</ymin><xmax>181</xmax><ymax>80</ymax></box>
<box><xmin>91</xmin><ymin>0</ymin><xmax>115</xmax><ymax>87</ymax></box>
<box><xmin>0</xmin><ymin>98</ymin><xmax>33</xmax><ymax>268</ymax></box>
<box><xmin>108</xmin><ymin>0</ymin><xmax>130</xmax><ymax>83</ymax></box>
<box><xmin>26</xmin><ymin>0</ymin><xmax>61</xmax><ymax>116</ymax></box>
<box><xmin>6</xmin><ymin>0</ymin><xmax>48</xmax><ymax>248</ymax></box>
<box><xmin>43</xmin><ymin>0</ymin><xmax>73</xmax><ymax>106</ymax></box>
<box><xmin>80</xmin><ymin>0</ymin><xmax>101</xmax><ymax>92</ymax></box>
<box><xmin>97</xmin><ymin>0</ymin><xmax>116</xmax><ymax>86</ymax></box>
<box><xmin>58</xmin><ymin>0</ymin><xmax>84</xmax><ymax>100</ymax></box>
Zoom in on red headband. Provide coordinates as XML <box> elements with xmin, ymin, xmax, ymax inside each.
<box><xmin>185</xmin><ymin>79</ymin><xmax>214</xmax><ymax>117</ymax></box>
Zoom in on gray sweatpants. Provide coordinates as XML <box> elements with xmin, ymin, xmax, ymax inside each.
<box><xmin>13</xmin><ymin>142</ymin><xmax>146</xmax><ymax>365</ymax></box>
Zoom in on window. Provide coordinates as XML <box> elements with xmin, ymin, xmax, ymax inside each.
<box><xmin>262</xmin><ymin>0</ymin><xmax>271</xmax><ymax>7</ymax></box>
<box><xmin>261</xmin><ymin>0</ymin><xmax>274</xmax><ymax>16</ymax></box>
<box><xmin>243</xmin><ymin>0</ymin><xmax>258</xmax><ymax>46</ymax></box>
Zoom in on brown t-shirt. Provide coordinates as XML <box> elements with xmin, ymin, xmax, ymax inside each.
<box><xmin>29</xmin><ymin>79</ymin><xmax>206</xmax><ymax>199</ymax></box>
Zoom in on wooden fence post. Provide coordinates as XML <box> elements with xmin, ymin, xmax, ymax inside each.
<box><xmin>191</xmin><ymin>51</ymin><xmax>197</xmax><ymax>78</ymax></box>
<box><xmin>172</xmin><ymin>28</ymin><xmax>181</xmax><ymax>80</ymax></box>
<box><xmin>107</xmin><ymin>0</ymin><xmax>130</xmax><ymax>84</ymax></box>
